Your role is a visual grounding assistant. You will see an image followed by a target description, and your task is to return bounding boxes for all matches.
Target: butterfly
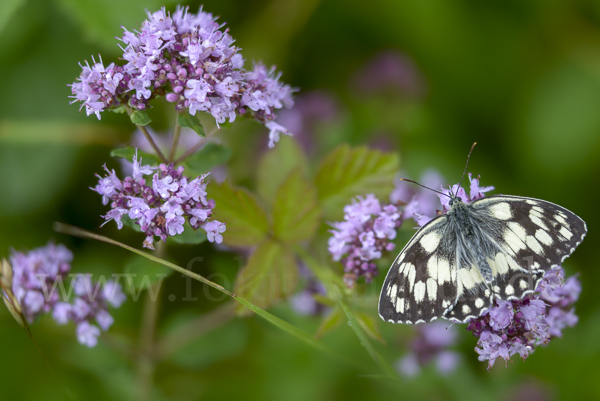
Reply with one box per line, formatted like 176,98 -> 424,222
378,143 -> 587,324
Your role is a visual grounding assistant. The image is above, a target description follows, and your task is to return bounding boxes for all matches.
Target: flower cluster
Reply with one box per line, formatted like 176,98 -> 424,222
396,321 -> 460,377
53,275 -> 126,347
9,242 -> 73,322
93,152 -> 225,249
328,194 -> 401,287
467,266 -> 580,369
389,170 -> 445,226
70,6 -> 295,147
438,173 -> 494,213
6,242 -> 126,347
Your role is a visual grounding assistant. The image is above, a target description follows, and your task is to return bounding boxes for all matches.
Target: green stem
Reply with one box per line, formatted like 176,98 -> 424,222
168,114 -> 182,162
136,282 -> 161,401
52,223 -> 352,365
293,246 -> 398,381
174,126 -> 219,164
124,105 -> 167,163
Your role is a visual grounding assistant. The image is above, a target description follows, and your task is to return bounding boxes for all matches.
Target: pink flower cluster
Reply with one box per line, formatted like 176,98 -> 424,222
328,194 -> 401,287
93,152 -> 225,249
468,267 -> 580,369
70,6 -> 295,147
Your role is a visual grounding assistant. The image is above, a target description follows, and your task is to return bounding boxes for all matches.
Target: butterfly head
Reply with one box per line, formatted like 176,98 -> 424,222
448,193 -> 463,208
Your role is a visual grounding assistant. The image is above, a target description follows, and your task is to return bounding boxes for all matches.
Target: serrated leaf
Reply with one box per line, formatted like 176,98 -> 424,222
169,222 -> 207,245
315,307 -> 344,339
130,110 -> 152,126
234,240 -> 298,315
123,254 -> 173,293
183,143 -> 232,176
355,311 -> 386,344
315,145 -> 399,219
208,181 -> 269,247
177,112 -> 205,136
272,169 -> 320,244
256,136 -> 308,203
110,147 -> 160,165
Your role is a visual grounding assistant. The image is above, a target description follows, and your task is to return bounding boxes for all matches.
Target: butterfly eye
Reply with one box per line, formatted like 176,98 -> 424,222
449,199 -> 454,206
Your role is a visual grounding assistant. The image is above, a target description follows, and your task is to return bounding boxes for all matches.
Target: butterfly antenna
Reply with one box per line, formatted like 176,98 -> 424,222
399,179 -> 451,199
454,142 -> 477,197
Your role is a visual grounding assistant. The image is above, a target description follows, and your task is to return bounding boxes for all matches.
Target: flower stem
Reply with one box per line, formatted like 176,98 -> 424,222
135,282 -> 161,401
124,105 -> 167,163
174,126 -> 219,165
138,124 -> 167,164
168,114 -> 182,162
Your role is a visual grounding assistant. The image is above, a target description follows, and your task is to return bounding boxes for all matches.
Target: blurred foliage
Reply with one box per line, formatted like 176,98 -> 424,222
1,0 -> 600,400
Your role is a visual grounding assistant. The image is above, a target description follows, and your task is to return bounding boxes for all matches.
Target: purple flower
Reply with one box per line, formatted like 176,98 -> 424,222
9,242 -> 73,322
328,195 -> 401,287
70,6 -> 296,146
390,170 -> 445,226
77,321 -> 101,348
396,321 -> 460,377
93,154 -> 225,249
6,243 -> 126,348
467,266 -> 580,369
438,173 -> 494,213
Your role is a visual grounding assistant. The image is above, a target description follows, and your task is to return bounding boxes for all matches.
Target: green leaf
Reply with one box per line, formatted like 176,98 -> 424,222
355,311 -> 386,344
169,222 -> 207,245
315,145 -> 399,220
256,136 -> 308,203
182,143 -> 232,176
130,110 -> 152,126
272,169 -> 321,244
123,254 -> 173,293
177,112 -> 205,136
208,181 -> 270,247
110,105 -> 127,114
110,147 -> 160,165
315,307 -> 344,339
121,215 -> 141,232
234,240 -> 298,316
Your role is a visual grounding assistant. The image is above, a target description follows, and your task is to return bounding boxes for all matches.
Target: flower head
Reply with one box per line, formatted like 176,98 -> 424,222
5,243 -> 126,347
93,152 -> 225,249
467,267 -> 580,369
328,194 -> 401,287
70,6 -> 296,144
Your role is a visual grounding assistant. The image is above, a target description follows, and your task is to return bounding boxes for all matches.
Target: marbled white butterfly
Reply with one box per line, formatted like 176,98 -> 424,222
378,144 -> 587,324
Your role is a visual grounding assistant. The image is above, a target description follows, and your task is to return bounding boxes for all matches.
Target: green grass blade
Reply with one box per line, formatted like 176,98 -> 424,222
53,223 -> 352,364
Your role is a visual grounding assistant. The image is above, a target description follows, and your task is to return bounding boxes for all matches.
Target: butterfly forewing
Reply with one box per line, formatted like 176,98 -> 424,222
378,215 -> 458,324
472,195 -> 587,276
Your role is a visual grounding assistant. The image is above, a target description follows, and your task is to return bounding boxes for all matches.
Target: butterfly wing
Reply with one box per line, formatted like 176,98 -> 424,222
447,194 -> 587,323
378,215 -> 459,324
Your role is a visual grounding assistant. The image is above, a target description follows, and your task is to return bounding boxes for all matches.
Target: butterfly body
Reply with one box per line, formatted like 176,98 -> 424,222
379,194 -> 587,324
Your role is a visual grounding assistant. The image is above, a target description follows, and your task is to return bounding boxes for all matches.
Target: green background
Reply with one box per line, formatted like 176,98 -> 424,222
1,0 -> 599,400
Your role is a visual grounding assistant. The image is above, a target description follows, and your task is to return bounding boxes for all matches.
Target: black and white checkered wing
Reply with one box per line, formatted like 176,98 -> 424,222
473,195 -> 587,276
378,215 -> 459,324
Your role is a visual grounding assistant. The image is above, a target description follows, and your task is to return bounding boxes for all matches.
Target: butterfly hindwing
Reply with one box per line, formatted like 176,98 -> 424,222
378,215 -> 458,324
